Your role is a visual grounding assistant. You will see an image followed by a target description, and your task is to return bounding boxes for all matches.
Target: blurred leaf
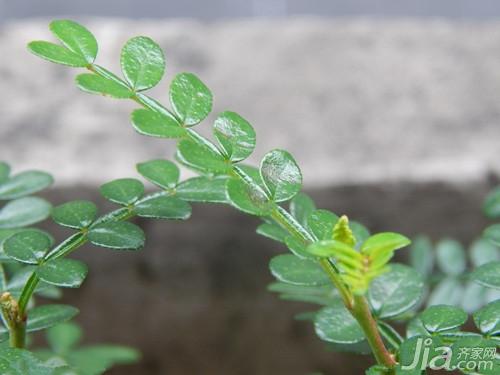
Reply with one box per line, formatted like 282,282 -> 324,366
136,160 -> 180,191
409,235 -> 434,277
67,345 -> 140,375
27,305 -> 79,332
135,196 -> 191,220
461,281 -> 487,313
52,200 -> 97,229
470,261 -> 500,290
47,323 -> 82,355
289,192 -> 316,227
28,41 -> 88,67
315,301 -> 364,344
473,299 -> 500,336
260,149 -> 302,202
484,224 -> 500,247
176,139 -> 230,174
406,317 -> 428,338
269,254 -> 329,286
0,162 -> 10,183
50,20 -> 98,64
435,239 -> 466,275
483,186 -> 500,219
170,73 -> 212,126
176,176 -> 228,203
131,108 -> 185,138
306,209 -> 339,241
3,229 -> 52,264
268,282 -> 339,306
470,238 -> 499,267
257,222 -> 288,243
419,305 -> 467,333
100,178 -> 144,205
427,277 -> 463,307
213,111 -> 256,162
0,171 -> 53,200
88,222 -> 144,250
76,73 -> 133,98
121,36 -> 165,91
0,197 -> 52,229
37,259 -> 88,288
368,264 -> 424,319
0,347 -> 65,374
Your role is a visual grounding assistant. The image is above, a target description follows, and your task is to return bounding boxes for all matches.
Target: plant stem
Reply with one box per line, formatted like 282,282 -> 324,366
351,294 -> 396,369
1,292 -> 26,349
9,320 -> 26,349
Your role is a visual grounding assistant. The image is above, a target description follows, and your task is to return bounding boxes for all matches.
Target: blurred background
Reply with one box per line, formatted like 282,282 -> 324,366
1,1 -> 500,374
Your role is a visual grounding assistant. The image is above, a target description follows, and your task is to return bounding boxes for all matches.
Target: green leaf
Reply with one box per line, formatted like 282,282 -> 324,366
0,162 -> 10,183
435,239 -> 466,275
50,20 -> 98,64
176,176 -> 228,203
136,159 -> 179,189
213,111 -> 256,162
427,277 -> 463,307
76,73 -> 133,99
170,73 -> 212,126
285,235 -> 312,259
120,36 -> 165,91
226,177 -> 271,216
484,224 -> 500,247
260,149 -> 302,202
473,299 -> 500,335
470,261 -> 500,289
176,139 -> 230,174
135,196 -> 191,220
0,171 -> 53,200
47,322 -> 82,355
67,345 -> 140,374
409,235 -> 434,277
289,192 -> 316,227
315,301 -> 365,344
27,304 -> 79,332
461,282 -> 487,313
131,109 -> 185,138
306,209 -> 339,240
0,197 -> 52,229
256,222 -> 288,243
0,347 -> 64,375
3,230 -> 52,264
52,200 -> 97,229
28,41 -> 88,67
36,259 -> 88,288
470,238 -> 499,267
269,254 -> 329,286
361,233 -> 411,257
483,186 -> 500,219
307,239 -> 358,259
100,178 -> 144,205
419,305 -> 467,333
368,264 -> 424,319
88,222 -> 144,250
268,282 -> 340,306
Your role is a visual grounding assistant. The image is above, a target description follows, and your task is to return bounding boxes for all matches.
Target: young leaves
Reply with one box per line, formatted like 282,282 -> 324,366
213,111 -> 256,162
3,230 -> 53,264
170,73 -> 212,126
269,254 -> 330,286
36,259 -> 88,288
131,109 -> 185,138
28,20 -> 97,67
260,150 -> 302,202
121,36 -> 165,91
136,159 -> 179,189
100,178 -> 144,205
88,222 -> 145,250
52,200 -> 97,229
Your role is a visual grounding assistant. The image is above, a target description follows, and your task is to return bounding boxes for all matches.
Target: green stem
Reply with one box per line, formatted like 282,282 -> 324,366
351,294 -> 397,369
9,320 -> 26,349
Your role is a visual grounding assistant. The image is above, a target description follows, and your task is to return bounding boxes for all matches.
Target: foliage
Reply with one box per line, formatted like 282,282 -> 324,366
0,18 -> 492,374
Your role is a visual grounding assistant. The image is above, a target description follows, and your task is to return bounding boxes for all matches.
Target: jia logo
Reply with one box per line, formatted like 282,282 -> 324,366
400,336 -> 497,373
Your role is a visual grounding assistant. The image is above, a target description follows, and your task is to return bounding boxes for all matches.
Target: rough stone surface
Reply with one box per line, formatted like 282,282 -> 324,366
1,18 -> 500,187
